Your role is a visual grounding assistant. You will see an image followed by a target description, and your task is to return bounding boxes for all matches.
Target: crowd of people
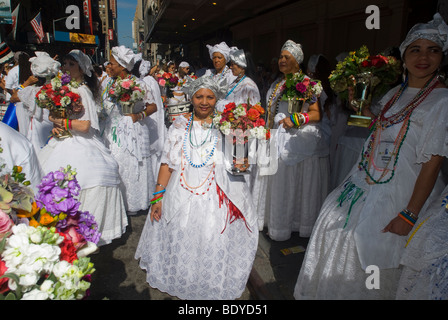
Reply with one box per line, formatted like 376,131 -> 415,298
1,12 -> 448,300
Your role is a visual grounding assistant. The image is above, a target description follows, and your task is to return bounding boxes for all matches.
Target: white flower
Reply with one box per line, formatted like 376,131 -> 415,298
51,77 -> 62,89
38,93 -> 47,101
233,105 -> 246,118
312,82 -> 323,97
213,114 -> 222,126
219,121 -> 231,135
21,288 -> 50,300
60,96 -> 72,107
250,126 -> 267,140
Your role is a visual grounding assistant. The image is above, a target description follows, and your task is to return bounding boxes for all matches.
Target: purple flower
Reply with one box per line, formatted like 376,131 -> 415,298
53,170 -> 65,182
67,180 -> 81,196
61,73 -> 71,85
51,186 -> 69,202
55,197 -> 80,215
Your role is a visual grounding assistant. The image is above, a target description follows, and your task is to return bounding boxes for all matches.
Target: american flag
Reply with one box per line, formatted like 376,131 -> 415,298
30,12 -> 45,43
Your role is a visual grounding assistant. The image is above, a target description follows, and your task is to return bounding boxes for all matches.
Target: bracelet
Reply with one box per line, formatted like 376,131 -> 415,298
398,210 -> 416,226
153,189 -> 166,196
302,112 -> 310,124
156,183 -> 166,189
402,208 -> 418,221
150,194 -> 164,205
65,119 -> 70,130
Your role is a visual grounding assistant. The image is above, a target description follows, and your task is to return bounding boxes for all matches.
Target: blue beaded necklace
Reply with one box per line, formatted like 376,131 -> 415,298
225,75 -> 246,99
182,113 -> 218,168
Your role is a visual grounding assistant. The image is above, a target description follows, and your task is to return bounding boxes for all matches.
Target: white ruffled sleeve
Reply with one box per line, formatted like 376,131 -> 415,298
414,93 -> 448,164
160,116 -> 188,170
77,85 -> 100,132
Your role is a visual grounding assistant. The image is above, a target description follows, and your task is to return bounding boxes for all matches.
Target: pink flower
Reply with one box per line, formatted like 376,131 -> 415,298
0,209 -> 13,239
121,80 -> 133,89
296,83 -> 307,94
159,79 -> 166,87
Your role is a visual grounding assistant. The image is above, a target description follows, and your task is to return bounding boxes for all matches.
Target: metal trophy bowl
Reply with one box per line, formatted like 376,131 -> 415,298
120,102 -> 134,115
347,72 -> 373,127
287,98 -> 305,114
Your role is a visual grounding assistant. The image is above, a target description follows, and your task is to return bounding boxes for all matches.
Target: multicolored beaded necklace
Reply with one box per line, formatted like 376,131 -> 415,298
180,113 -> 218,195
266,79 -> 285,129
358,74 -> 440,185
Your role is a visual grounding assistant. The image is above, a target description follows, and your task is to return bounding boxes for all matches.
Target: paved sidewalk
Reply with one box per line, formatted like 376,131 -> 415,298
87,212 -> 308,300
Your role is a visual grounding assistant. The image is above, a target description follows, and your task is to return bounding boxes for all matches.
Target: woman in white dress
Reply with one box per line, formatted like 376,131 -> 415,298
263,40 -> 330,240
205,42 -> 237,87
294,14 -> 448,300
135,76 -> 258,300
132,54 -> 167,182
14,52 -> 58,153
100,46 -> 158,215
396,184 -> 448,300
38,50 -> 127,246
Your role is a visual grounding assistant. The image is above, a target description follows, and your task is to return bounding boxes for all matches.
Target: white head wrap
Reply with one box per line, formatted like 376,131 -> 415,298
400,13 -> 448,57
179,61 -> 190,68
206,41 -> 232,62
111,46 -> 136,71
229,47 -> 247,68
139,60 -> 151,78
29,52 -> 60,78
67,49 -> 94,77
281,40 -> 304,65
182,75 -> 227,100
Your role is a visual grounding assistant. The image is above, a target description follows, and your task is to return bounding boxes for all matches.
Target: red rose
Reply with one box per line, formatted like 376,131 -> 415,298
121,93 -> 131,102
370,55 -> 387,68
255,118 -> 266,127
224,103 -> 236,114
247,108 -> 261,121
0,259 -> 9,294
58,232 -> 79,263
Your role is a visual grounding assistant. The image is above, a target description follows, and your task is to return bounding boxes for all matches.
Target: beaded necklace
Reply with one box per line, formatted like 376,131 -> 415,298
358,75 -> 440,185
266,79 -> 285,129
180,113 -> 217,195
225,75 -> 246,99
182,113 -> 218,169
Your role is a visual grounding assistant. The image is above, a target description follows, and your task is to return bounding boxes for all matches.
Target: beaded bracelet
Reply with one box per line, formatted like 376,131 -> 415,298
398,210 -> 416,226
402,208 -> 418,221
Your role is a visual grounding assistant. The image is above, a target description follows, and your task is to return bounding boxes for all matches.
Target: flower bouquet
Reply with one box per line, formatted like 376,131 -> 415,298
281,71 -> 323,114
329,45 -> 401,127
157,72 -> 179,99
108,75 -> 146,114
0,164 -> 100,300
213,101 -> 270,174
35,73 -> 83,139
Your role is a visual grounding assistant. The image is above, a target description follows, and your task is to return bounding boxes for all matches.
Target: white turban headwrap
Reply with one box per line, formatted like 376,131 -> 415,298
179,61 -> 190,68
67,49 -> 94,77
139,60 -> 151,78
111,46 -> 136,71
206,42 -> 232,62
182,75 -> 227,100
229,47 -> 247,69
281,40 -> 304,65
29,52 -> 60,78
399,13 -> 448,57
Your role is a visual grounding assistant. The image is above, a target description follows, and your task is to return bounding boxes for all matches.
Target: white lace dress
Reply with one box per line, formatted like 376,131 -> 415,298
38,85 -> 128,246
261,77 -> 330,240
294,87 -> 448,300
100,77 -> 156,214
396,185 -> 448,300
135,116 -> 258,300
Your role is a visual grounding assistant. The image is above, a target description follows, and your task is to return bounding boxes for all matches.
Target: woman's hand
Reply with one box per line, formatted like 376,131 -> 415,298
150,202 -> 162,223
382,215 -> 414,236
279,116 -> 295,129
9,89 -> 20,103
23,75 -> 38,87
